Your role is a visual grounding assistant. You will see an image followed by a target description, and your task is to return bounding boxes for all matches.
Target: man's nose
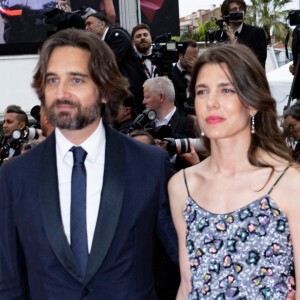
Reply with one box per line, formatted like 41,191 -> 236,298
56,81 -> 71,100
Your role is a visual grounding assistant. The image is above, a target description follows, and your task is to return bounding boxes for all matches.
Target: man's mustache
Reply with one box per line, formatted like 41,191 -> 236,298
53,100 -> 79,107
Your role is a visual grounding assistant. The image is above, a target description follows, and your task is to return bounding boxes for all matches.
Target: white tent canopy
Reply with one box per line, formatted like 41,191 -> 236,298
266,61 -> 294,116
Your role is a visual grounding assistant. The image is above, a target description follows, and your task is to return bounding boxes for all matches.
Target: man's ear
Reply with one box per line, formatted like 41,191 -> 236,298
179,53 -> 183,60
124,106 -> 132,117
159,93 -> 165,103
19,122 -> 26,130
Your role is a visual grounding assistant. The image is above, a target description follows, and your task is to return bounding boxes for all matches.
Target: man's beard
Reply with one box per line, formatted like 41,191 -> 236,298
136,41 -> 151,54
45,98 -> 102,130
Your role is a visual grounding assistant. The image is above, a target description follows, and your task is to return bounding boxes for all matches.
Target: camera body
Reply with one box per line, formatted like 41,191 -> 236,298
151,33 -> 187,76
207,11 -> 243,44
1,126 -> 40,160
289,10 -> 300,26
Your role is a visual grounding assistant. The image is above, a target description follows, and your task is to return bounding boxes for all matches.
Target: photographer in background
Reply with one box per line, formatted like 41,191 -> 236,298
85,12 -> 147,114
143,76 -> 196,171
170,40 -> 199,116
0,106 -> 28,164
112,96 -> 136,134
221,0 -> 267,68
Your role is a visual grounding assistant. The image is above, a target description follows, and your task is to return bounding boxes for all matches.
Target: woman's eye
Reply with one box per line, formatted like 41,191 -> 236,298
196,89 -> 207,95
222,88 -> 235,93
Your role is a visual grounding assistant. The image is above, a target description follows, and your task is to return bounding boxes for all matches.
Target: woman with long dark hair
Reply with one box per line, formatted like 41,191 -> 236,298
168,44 -> 299,299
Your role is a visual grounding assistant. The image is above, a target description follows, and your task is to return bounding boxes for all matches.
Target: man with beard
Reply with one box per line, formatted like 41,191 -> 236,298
170,40 -> 198,116
0,28 -> 177,299
131,23 -> 158,78
221,0 -> 267,68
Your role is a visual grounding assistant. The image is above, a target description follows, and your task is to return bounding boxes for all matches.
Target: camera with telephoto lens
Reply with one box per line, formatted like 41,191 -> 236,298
163,138 -> 204,156
205,11 -> 243,44
1,126 -> 40,160
127,109 -> 157,133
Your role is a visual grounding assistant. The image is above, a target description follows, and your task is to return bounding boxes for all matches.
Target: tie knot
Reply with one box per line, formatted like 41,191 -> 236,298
235,31 -> 240,37
70,146 -> 87,165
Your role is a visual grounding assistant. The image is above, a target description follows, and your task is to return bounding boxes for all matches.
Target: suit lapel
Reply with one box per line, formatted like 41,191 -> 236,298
38,133 -> 84,283
84,126 -> 126,284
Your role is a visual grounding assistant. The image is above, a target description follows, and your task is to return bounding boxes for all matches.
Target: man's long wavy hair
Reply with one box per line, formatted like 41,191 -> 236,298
32,28 -> 130,125
189,44 -> 293,174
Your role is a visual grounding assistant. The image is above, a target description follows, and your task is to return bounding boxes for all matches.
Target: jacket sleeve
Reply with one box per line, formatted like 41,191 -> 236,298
0,165 -> 28,299
155,152 -> 179,263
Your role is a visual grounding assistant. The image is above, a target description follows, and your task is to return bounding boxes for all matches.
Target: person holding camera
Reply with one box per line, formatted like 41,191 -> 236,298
143,76 -> 195,141
143,76 -> 197,171
168,43 -> 298,299
0,106 -> 28,164
221,0 -> 267,68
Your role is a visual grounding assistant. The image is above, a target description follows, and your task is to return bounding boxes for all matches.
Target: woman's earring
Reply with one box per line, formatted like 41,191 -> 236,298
201,131 -> 205,137
251,114 -> 255,134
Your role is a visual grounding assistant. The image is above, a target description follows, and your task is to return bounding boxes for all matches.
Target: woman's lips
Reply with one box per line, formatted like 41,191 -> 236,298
205,116 -> 224,124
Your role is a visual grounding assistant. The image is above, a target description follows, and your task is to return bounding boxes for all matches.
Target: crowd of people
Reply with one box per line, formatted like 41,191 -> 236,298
0,0 -> 299,299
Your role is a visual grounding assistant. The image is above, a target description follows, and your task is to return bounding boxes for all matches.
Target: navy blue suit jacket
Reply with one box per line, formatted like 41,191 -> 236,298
0,125 -> 177,299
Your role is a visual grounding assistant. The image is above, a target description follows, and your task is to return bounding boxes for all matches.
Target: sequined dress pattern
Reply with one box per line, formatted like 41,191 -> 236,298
184,194 -> 294,299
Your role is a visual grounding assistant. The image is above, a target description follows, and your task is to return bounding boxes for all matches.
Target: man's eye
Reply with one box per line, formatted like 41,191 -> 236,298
47,78 -> 57,84
73,78 -> 83,83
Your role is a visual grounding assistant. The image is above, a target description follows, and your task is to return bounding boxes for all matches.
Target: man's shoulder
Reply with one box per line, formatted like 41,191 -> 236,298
107,26 -> 130,39
242,23 -> 265,35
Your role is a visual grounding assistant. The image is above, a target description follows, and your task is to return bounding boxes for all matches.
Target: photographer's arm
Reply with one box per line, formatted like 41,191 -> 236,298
180,143 -> 200,165
226,26 -> 236,44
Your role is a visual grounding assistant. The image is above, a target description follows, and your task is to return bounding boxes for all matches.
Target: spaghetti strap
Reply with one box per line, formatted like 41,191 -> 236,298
183,169 -> 191,198
267,166 -> 289,195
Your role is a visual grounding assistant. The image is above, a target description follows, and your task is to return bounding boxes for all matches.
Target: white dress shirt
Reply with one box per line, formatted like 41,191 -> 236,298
55,120 -> 106,252
136,48 -> 157,78
155,106 -> 176,127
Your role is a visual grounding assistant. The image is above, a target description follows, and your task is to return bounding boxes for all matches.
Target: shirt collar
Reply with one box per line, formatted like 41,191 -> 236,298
176,62 -> 184,72
235,23 -> 243,34
102,27 -> 109,40
55,119 -> 105,163
155,106 -> 176,127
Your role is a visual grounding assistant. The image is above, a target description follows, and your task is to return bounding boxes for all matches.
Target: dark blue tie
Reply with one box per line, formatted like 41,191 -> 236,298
70,146 -> 88,276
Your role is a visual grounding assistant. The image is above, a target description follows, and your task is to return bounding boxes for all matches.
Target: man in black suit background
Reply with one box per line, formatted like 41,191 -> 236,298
85,12 -> 147,113
221,0 -> 267,68
170,40 -> 198,116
